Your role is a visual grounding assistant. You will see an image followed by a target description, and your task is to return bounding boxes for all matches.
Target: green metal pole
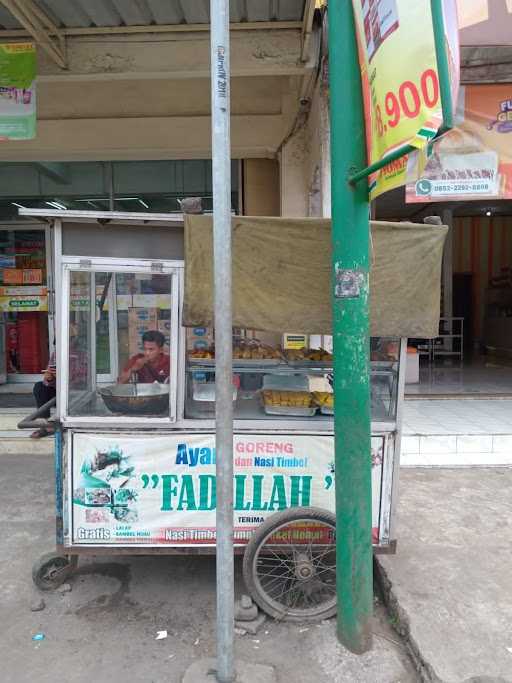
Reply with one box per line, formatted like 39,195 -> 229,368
349,143 -> 416,185
328,0 -> 373,654
431,0 -> 454,132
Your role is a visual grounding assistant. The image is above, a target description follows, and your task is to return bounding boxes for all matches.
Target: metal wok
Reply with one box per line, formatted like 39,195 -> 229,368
99,383 -> 169,415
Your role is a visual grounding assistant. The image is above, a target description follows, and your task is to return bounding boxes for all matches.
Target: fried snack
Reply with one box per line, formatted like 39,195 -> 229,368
233,342 -> 282,360
285,349 -> 306,361
189,348 -> 214,359
305,348 -> 333,362
312,391 -> 334,409
262,390 -> 313,408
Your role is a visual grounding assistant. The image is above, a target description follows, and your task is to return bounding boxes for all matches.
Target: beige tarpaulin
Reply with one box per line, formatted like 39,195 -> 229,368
183,216 -> 448,338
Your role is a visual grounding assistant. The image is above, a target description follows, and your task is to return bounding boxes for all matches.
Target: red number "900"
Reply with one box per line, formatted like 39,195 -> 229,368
376,69 -> 440,137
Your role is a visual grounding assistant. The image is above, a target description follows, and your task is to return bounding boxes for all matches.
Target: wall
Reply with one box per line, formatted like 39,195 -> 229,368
453,216 -> 512,341
279,124 -> 309,217
458,0 -> 512,46
279,65 -> 331,218
0,29 -> 315,161
242,159 -> 280,216
305,71 -> 331,218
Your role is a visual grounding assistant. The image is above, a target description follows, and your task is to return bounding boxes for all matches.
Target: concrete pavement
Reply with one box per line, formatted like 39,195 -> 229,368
377,468 -> 512,683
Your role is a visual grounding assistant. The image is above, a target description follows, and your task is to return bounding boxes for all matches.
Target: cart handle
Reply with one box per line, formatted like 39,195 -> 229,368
17,397 -> 57,430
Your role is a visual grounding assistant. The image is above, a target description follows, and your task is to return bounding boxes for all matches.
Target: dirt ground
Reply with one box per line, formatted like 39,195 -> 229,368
0,451 -> 418,683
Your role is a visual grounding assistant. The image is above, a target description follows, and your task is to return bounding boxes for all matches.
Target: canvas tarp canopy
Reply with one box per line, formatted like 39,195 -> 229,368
183,216 -> 448,338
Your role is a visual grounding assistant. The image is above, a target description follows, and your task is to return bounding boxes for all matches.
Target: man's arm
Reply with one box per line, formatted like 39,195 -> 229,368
118,355 -> 146,383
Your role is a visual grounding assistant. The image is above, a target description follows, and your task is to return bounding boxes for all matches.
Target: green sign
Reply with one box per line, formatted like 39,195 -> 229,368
0,43 -> 36,140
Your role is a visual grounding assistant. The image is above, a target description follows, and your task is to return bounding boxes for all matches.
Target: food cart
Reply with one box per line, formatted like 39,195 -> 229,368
19,209 -> 447,622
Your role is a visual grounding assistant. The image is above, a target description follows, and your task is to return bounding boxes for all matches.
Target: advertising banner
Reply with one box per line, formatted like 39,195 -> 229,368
351,0 -> 459,199
0,294 -> 47,312
70,288 -> 172,312
71,432 -> 385,547
406,84 -> 512,202
0,43 -> 36,140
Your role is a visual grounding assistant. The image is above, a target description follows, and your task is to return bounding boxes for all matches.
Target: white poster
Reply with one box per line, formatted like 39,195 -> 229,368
71,432 -> 384,547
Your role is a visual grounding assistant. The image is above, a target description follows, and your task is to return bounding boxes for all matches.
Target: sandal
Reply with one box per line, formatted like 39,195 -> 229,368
30,426 -> 55,439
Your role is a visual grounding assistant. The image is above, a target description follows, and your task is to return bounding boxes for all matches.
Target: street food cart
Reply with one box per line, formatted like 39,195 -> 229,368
20,209 -> 447,622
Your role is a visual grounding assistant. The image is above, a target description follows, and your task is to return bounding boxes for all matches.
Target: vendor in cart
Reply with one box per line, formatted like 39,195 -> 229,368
118,330 -> 170,384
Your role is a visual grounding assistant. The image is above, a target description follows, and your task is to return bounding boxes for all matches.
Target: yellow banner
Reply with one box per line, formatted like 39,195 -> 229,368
351,0 -> 459,199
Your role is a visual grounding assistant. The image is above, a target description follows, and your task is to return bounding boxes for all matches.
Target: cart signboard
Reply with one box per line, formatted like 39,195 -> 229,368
0,43 -> 36,140
70,432 -> 385,547
351,0 -> 459,199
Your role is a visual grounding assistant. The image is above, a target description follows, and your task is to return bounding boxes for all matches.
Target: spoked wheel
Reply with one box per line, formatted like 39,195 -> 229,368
243,507 -> 337,622
32,552 -> 77,591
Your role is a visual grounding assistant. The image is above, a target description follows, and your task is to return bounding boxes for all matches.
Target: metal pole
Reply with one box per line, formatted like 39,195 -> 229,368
210,2 -> 234,682
349,143 -> 415,184
329,1 -> 373,654
107,162 -> 115,211
431,0 -> 454,131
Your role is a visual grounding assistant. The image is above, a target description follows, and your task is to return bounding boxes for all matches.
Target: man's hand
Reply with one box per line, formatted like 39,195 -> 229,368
43,368 -> 56,383
131,356 -> 148,372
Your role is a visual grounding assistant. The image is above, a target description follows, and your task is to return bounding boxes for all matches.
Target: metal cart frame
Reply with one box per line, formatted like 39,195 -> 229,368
19,210 -> 406,591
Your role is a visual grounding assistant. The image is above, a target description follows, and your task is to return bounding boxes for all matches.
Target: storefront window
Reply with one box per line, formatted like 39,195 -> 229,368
67,270 -> 174,418
0,229 -> 49,376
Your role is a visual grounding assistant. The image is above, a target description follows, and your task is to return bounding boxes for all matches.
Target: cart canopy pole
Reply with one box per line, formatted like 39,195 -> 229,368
329,1 -> 373,654
210,2 -> 235,682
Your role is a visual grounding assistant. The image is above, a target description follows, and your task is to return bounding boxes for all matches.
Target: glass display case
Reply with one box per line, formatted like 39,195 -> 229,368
59,258 -> 401,429
61,261 -> 179,422
185,334 -> 401,425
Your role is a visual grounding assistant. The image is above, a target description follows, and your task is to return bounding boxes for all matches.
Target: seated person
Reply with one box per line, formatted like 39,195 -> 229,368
31,356 -> 56,439
119,330 -> 170,384
31,323 -> 87,438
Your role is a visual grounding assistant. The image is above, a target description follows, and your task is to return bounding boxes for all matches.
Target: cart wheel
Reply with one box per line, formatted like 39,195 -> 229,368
243,507 -> 337,622
32,552 -> 76,591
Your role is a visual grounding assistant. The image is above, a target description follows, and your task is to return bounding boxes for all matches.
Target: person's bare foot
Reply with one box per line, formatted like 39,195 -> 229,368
30,426 -> 55,439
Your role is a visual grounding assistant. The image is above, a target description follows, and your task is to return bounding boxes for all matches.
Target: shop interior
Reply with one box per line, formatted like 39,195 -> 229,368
376,187 -> 512,398
0,160 -> 238,404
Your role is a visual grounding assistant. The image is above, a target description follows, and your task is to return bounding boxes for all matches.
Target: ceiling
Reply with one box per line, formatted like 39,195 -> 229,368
0,0 -> 307,30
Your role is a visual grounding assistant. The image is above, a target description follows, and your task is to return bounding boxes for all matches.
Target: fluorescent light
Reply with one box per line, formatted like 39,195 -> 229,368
11,202 -> 27,209
46,200 -> 67,210
117,196 -> 149,208
75,197 -> 109,202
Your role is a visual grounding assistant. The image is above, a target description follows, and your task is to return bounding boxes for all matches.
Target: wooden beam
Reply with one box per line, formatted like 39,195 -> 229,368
301,0 -> 317,61
0,20 -> 302,39
30,29 -> 309,82
0,114 -> 286,161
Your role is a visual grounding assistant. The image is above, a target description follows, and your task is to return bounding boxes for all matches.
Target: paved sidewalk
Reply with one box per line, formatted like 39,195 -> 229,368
402,400 -> 512,466
377,468 -> 512,683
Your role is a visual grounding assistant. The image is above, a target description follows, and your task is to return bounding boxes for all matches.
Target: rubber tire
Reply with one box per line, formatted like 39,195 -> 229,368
243,506 -> 337,622
32,552 -> 75,591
